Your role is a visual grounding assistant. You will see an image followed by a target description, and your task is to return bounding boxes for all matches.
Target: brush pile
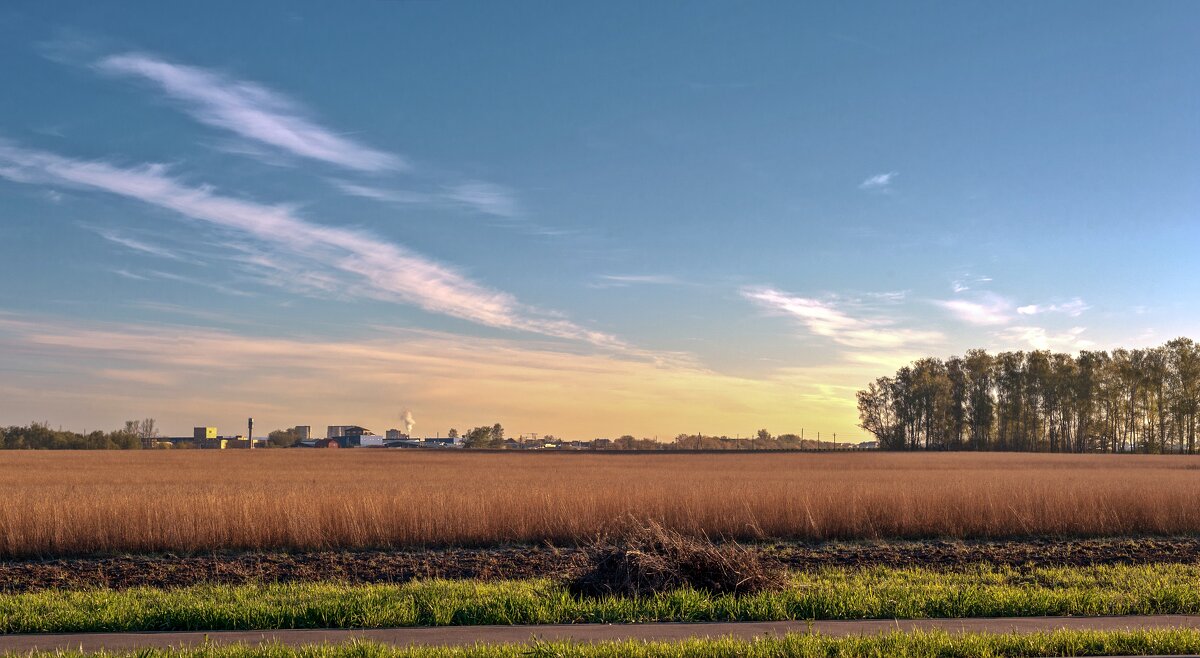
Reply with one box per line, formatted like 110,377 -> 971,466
567,520 -> 787,597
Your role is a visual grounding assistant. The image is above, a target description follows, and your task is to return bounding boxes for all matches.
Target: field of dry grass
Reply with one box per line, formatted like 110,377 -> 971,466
2,451 -> 1199,557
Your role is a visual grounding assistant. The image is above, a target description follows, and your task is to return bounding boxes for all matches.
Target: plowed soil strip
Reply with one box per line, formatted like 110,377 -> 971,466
6,537 -> 1200,592
4,616 -> 1200,652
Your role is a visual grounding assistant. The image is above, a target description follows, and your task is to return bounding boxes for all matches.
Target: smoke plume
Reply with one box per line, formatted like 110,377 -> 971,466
401,409 -> 415,435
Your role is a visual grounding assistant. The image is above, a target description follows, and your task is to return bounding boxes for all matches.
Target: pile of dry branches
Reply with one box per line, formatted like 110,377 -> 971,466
567,520 -> 787,597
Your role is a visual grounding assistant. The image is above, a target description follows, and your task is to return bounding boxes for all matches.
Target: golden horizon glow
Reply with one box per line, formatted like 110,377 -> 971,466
0,312 -> 894,441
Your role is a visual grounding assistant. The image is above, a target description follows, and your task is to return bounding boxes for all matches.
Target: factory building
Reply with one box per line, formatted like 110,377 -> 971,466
324,425 -> 383,447
184,426 -> 263,449
179,421 -> 464,450
327,425 -> 373,439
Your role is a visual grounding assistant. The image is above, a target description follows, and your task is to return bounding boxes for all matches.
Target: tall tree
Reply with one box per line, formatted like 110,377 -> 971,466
857,339 -> 1200,454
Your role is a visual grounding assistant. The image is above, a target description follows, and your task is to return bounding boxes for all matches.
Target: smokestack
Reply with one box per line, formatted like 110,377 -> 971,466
401,409 -> 415,436
248,417 -> 254,449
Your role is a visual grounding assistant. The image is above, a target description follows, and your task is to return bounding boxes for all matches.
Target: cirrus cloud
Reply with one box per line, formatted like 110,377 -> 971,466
1017,298 -> 1090,317
0,141 -> 617,348
995,325 -> 1096,352
935,296 -> 1013,326
858,171 -> 897,191
96,52 -> 405,172
741,286 -> 943,352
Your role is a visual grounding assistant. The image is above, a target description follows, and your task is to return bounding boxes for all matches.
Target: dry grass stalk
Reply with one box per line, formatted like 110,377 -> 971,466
2,451 -> 1200,557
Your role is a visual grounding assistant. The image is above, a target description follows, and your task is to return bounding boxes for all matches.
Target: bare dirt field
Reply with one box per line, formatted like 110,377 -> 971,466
4,537 -> 1200,593
2,450 -> 1200,558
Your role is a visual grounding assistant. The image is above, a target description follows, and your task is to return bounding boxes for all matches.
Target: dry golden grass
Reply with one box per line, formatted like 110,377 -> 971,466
2,451 -> 1200,557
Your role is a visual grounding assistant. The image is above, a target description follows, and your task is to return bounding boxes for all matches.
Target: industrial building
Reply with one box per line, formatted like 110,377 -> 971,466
153,426 -> 265,449
319,425 -> 384,448
192,426 -> 264,449
168,422 -> 463,450
325,425 -> 370,439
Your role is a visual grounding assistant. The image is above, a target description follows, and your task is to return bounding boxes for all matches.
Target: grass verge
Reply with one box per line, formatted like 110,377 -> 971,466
9,630 -> 1200,658
4,563 -> 1200,633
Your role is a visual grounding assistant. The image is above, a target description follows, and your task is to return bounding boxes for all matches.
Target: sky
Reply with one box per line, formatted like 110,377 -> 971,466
1,1 -> 1198,440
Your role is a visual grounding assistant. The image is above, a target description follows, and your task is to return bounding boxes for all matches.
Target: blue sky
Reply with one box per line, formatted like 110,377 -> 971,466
1,1 -> 1198,439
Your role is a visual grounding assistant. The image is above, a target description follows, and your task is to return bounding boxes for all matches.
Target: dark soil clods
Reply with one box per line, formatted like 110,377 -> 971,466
3,536 -> 1199,594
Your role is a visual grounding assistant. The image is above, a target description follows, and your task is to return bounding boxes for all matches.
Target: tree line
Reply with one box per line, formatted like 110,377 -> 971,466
655,431 -> 857,450
450,425 -> 860,450
857,338 -> 1200,453
1,420 -> 157,450
4,420 -> 306,450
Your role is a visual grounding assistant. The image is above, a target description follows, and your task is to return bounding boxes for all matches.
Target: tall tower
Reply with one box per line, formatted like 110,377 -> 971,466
248,417 -> 254,449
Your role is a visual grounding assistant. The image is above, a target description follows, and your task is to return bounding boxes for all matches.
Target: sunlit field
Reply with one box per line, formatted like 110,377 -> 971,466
2,451 -> 1200,557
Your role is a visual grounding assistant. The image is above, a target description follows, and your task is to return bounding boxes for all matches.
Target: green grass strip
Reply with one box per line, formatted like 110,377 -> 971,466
9,630 -> 1200,658
4,564 -> 1200,633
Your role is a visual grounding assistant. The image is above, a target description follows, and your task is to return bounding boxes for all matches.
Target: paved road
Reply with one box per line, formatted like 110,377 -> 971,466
3,616 -> 1200,652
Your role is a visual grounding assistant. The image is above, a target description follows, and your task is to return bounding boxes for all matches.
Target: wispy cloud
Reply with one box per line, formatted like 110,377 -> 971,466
864,290 -> 908,303
331,178 -> 578,241
0,141 -> 617,347
1016,298 -> 1090,317
113,269 -> 148,281
594,274 -> 683,288
858,171 -> 897,191
442,181 -> 520,218
126,301 -> 250,325
89,227 -> 183,260
939,283 -> 1089,327
332,179 -> 522,218
329,180 -> 433,205
996,326 -> 1095,352
742,286 -> 943,351
935,296 -> 1012,326
143,269 -> 254,297
951,274 -> 992,293
95,52 -> 405,172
